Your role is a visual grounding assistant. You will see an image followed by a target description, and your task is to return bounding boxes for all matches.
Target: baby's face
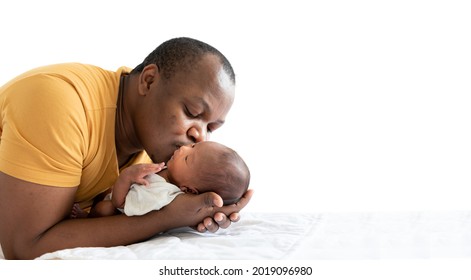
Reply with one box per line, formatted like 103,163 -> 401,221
166,141 -> 222,193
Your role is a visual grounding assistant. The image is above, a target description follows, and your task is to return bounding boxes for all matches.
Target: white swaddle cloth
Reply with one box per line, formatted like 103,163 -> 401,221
122,173 -> 183,216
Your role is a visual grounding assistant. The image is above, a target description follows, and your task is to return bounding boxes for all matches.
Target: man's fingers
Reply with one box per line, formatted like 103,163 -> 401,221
203,217 -> 219,233
192,190 -> 253,233
229,212 -> 240,223
202,192 -> 223,208
214,213 -> 231,229
196,223 -> 207,233
217,188 -> 254,215
235,189 -> 254,209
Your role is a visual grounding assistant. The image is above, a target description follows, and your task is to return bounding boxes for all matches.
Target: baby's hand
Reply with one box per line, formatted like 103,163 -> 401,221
112,163 -> 165,209
120,163 -> 165,187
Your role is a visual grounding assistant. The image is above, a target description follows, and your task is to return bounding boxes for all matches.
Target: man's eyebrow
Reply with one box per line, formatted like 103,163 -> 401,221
191,97 -> 225,124
190,96 -> 209,112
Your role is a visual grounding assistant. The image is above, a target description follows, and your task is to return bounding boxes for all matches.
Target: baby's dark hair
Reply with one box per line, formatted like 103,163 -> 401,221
198,145 -> 250,205
131,37 -> 235,84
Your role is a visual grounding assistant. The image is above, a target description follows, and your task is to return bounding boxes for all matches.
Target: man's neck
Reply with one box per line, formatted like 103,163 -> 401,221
115,74 -> 142,167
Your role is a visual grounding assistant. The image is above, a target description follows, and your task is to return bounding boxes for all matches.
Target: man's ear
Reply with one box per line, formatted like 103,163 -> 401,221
138,64 -> 159,96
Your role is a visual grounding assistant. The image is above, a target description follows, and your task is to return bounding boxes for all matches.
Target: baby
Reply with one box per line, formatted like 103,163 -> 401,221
82,141 -> 250,217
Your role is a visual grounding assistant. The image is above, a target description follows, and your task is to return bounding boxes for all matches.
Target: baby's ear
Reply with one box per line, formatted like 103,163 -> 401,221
181,186 -> 199,195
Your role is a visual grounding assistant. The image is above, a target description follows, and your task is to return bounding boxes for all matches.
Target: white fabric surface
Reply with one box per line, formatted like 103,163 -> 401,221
123,174 -> 183,216
1,211 -> 471,260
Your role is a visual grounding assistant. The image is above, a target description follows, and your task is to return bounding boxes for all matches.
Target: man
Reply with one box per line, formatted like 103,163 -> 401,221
0,37 -> 252,259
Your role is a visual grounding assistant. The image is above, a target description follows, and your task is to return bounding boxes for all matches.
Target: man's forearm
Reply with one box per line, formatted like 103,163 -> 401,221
17,211 -> 171,259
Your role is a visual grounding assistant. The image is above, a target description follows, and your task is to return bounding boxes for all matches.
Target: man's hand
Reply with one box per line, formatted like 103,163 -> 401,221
197,189 -> 254,233
159,189 -> 253,232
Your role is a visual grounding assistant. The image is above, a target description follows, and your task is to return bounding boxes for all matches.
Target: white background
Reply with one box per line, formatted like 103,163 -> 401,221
1,0 -> 470,213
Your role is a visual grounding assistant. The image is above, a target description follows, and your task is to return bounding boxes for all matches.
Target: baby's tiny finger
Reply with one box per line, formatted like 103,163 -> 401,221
135,178 -> 149,187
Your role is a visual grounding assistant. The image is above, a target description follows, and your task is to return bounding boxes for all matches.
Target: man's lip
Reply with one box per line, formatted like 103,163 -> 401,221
175,142 -> 192,149
172,145 -> 181,157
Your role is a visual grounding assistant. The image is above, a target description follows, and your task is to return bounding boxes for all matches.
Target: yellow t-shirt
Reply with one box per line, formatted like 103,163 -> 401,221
0,63 -> 151,209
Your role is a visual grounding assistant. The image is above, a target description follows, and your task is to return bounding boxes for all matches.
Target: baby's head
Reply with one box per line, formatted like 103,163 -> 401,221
166,141 -> 250,205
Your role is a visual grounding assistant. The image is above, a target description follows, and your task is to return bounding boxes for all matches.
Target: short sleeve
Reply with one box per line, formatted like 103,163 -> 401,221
0,74 -> 87,187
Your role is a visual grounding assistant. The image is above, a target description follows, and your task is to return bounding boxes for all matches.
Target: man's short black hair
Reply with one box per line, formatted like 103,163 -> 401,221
131,37 -> 235,84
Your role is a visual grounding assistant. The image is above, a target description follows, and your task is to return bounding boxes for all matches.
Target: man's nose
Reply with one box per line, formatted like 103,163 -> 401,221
187,125 -> 207,143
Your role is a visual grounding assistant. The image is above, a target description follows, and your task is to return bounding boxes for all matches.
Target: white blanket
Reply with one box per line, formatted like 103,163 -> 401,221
1,211 -> 471,260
